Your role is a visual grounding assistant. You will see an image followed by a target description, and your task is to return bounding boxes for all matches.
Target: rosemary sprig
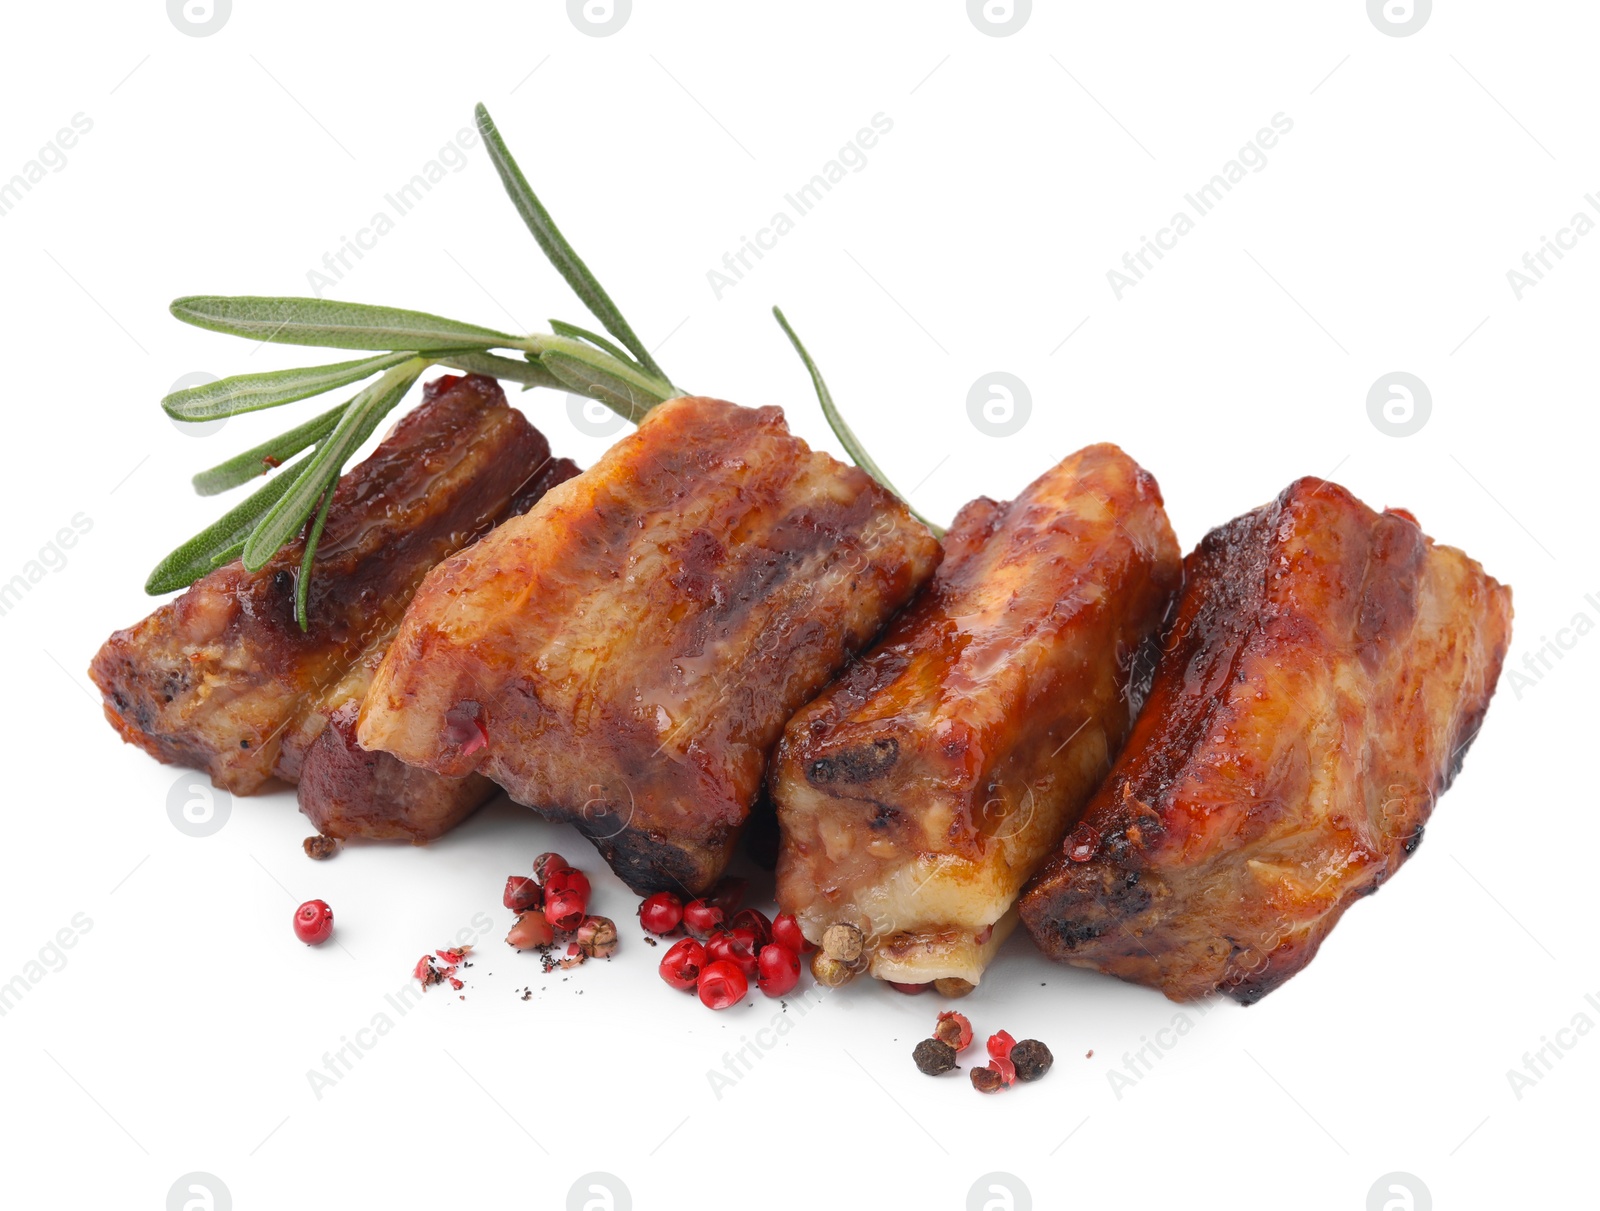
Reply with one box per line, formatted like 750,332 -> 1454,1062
155,102 -> 681,627
772,307 -> 945,538
154,102 -> 924,632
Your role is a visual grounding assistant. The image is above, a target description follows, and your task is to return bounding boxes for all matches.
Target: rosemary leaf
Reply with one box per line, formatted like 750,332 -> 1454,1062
437,349 -> 564,390
241,359 -> 427,571
191,401 -> 350,497
541,349 -> 669,424
162,352 -> 416,421
475,102 -> 669,382
171,296 -> 518,352
548,319 -> 643,373
294,486 -> 336,631
145,452 -> 316,593
772,306 -> 945,538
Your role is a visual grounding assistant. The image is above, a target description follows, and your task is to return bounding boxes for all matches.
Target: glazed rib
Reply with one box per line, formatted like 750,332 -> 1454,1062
358,395 -> 942,894
90,375 -> 560,808
296,452 -> 580,843
772,444 -> 1182,986
1018,478 -> 1513,1003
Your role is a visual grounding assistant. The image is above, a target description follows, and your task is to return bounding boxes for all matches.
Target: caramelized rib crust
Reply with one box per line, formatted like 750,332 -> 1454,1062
296,453 -> 579,843
90,375 -> 552,796
773,444 -> 1182,985
1018,478 -> 1513,1003
358,396 -> 942,894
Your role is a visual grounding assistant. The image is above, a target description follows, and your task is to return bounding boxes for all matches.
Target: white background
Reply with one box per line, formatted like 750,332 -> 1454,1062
1,2 -> 1594,1208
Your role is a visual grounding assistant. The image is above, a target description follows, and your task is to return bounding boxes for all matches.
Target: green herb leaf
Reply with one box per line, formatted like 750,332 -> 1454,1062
548,319 -> 643,373
294,486 -> 336,631
171,296 -> 518,352
475,103 -> 668,382
191,401 -> 350,497
145,452 -> 317,593
241,358 -> 427,571
537,350 -> 662,425
437,349 -> 564,390
162,352 -> 417,421
772,306 -> 945,538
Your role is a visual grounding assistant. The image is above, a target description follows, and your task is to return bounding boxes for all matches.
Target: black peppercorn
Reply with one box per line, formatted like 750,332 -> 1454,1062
1012,1039 -> 1053,1081
913,1037 -> 958,1076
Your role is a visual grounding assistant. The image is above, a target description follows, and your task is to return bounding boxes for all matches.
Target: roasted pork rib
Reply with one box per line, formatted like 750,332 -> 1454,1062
295,452 -> 580,842
772,444 -> 1182,986
358,395 -> 942,895
1018,478 -> 1513,1003
91,375 -> 571,842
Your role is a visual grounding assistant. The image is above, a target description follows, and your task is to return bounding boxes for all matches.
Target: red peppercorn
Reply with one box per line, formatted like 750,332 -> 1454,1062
504,875 -> 542,912
682,898 -> 725,937
506,910 -> 555,950
730,907 -> 773,949
659,938 -> 707,991
757,942 -> 800,997
293,899 -> 333,945
544,867 -> 590,901
771,912 -> 812,954
697,959 -> 748,1009
638,892 -> 683,935
707,927 -> 761,978
988,1030 -> 1017,1061
934,1011 -> 974,1052
531,852 -> 569,885
545,889 -> 586,932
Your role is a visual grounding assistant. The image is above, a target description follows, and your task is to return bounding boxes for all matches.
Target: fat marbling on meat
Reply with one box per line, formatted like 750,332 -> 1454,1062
772,443 -> 1182,986
1018,477 -> 1513,1003
357,395 -> 942,895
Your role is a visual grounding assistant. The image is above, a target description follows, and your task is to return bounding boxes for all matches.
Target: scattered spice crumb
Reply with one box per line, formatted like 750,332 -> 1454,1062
303,834 -> 339,860
1086,1049 -> 1094,1059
